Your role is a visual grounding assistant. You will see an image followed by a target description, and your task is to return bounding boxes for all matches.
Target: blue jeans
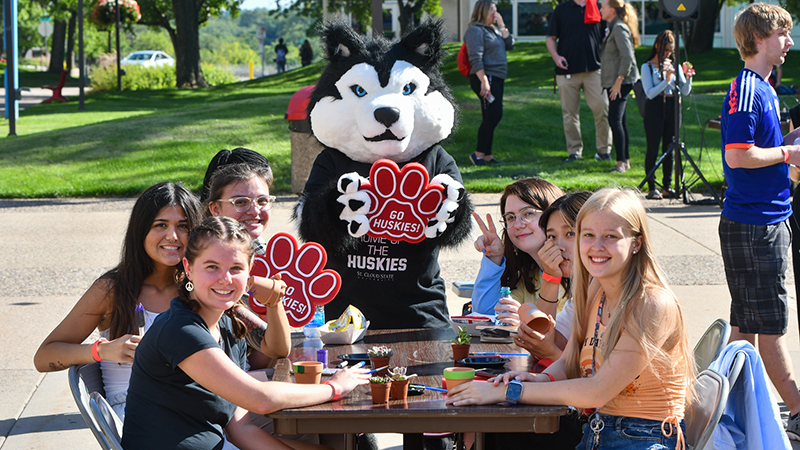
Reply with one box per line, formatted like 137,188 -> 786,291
576,413 -> 684,450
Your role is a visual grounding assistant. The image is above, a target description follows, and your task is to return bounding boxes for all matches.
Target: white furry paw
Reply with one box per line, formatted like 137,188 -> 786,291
430,174 -> 464,224
337,172 -> 368,194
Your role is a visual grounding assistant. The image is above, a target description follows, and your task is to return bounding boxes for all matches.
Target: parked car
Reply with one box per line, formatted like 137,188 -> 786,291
120,51 -> 174,68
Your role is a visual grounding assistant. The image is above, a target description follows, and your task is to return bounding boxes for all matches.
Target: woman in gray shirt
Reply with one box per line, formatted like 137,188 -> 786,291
464,0 -> 514,166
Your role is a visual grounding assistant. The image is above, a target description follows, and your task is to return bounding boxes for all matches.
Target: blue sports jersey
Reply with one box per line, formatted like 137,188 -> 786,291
721,68 -> 791,225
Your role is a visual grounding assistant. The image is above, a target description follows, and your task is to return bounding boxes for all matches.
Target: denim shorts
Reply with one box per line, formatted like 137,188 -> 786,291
576,413 -> 684,450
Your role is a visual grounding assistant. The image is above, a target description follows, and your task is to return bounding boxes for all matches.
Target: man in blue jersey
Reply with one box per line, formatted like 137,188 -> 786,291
720,3 -> 800,440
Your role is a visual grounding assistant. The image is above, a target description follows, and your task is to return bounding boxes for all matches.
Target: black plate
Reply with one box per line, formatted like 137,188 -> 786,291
337,353 -> 371,365
408,385 -> 425,396
457,356 -> 510,369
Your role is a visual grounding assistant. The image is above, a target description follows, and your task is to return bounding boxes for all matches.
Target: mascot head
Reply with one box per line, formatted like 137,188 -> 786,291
308,20 -> 457,164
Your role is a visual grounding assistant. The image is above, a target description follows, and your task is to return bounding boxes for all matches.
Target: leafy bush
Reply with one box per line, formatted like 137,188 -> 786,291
89,62 -> 234,91
202,63 -> 237,86
90,64 -> 175,91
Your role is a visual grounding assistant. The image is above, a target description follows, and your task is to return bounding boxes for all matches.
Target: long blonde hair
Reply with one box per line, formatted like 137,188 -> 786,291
564,188 -> 695,396
608,0 -> 640,47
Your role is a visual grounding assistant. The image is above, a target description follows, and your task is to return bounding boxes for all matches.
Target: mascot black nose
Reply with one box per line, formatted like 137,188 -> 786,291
374,107 -> 401,128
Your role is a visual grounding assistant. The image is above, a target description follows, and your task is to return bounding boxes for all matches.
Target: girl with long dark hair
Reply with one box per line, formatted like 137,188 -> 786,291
34,182 -> 203,420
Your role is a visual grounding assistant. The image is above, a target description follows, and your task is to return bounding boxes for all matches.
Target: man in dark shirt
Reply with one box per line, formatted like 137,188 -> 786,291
546,0 -> 611,162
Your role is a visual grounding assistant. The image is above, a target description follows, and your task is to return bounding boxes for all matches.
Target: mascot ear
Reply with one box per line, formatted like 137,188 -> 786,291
399,19 -> 445,71
322,21 -> 366,64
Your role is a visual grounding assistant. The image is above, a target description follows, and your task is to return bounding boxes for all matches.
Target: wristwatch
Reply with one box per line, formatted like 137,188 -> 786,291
505,380 -> 523,404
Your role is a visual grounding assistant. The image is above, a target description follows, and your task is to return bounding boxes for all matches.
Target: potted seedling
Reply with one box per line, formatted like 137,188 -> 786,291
369,376 -> 392,404
367,346 -> 393,376
451,326 -> 472,364
389,366 -> 417,401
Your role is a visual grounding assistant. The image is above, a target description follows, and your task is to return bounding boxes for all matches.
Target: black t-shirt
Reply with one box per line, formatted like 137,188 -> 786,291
301,146 -> 462,329
122,298 -> 247,450
546,0 -> 605,75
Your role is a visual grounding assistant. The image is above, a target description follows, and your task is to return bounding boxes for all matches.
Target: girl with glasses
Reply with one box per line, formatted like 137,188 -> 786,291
471,178 -> 563,328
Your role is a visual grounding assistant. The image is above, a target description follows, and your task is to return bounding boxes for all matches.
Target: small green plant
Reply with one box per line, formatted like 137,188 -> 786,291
367,346 -> 393,358
452,326 -> 471,345
369,375 -> 391,384
389,366 -> 417,381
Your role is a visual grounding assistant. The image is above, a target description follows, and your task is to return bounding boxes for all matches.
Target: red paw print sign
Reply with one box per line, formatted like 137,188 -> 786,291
353,160 -> 447,243
248,233 -> 341,327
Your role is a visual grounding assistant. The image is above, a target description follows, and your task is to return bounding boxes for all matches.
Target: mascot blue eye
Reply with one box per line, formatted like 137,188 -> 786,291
402,83 -> 416,95
350,85 -> 368,97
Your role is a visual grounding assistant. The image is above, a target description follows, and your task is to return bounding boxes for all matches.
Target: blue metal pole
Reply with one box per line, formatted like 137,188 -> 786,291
4,0 -> 19,135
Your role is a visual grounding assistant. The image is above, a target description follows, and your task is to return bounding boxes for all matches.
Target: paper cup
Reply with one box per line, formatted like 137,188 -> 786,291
443,367 -> 475,392
293,361 -> 323,384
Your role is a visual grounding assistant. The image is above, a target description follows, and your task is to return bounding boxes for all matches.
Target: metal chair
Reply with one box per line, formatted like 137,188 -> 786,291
68,363 -> 114,450
693,318 -> 731,371
685,369 -> 729,450
90,392 -> 124,450
725,350 -> 747,393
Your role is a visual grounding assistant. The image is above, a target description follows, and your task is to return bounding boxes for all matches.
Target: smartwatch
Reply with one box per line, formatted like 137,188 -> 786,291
505,380 -> 523,404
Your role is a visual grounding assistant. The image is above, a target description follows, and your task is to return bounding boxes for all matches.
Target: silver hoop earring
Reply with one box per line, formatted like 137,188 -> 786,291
186,281 -> 194,292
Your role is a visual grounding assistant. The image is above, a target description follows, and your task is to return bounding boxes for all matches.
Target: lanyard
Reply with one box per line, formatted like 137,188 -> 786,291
591,292 -> 606,375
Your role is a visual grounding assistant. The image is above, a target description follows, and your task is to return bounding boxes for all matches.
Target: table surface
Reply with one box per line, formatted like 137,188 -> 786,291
267,328 -> 569,436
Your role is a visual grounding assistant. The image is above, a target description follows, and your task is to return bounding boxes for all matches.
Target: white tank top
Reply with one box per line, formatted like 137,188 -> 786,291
99,308 -> 159,420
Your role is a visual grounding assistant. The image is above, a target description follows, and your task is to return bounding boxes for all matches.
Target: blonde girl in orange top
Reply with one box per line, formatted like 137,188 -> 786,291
447,187 -> 696,450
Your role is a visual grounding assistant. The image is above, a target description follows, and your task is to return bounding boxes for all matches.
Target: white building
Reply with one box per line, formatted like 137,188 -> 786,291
377,0 -> 800,47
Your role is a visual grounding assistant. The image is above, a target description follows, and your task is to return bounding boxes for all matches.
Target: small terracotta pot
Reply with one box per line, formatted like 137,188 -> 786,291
293,361 -> 323,384
451,343 -> 471,365
518,303 -> 552,335
369,356 -> 391,376
390,379 -> 410,400
370,382 -> 391,404
443,367 -> 475,393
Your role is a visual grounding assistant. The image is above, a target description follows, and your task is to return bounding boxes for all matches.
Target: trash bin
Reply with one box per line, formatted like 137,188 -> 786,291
286,85 -> 325,194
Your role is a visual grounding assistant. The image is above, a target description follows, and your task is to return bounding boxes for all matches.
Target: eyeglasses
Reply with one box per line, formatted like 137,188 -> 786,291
217,195 -> 276,213
500,207 -> 542,228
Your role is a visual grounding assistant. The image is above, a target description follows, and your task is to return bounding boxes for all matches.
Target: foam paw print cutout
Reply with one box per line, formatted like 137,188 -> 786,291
337,159 -> 464,243
248,233 -> 341,327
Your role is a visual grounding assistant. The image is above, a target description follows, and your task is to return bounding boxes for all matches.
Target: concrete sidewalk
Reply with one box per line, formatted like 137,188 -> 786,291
1,194 -> 799,449
0,87 -> 85,117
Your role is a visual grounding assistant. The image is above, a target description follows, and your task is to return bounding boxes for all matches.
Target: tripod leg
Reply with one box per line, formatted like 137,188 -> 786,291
680,146 -> 724,208
638,143 -> 676,191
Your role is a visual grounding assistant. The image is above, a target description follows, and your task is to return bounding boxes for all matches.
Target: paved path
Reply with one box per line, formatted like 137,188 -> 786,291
0,87 -> 85,117
2,194 -> 799,449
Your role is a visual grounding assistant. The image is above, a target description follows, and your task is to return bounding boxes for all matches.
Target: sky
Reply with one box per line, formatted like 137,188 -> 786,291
241,0 -> 274,9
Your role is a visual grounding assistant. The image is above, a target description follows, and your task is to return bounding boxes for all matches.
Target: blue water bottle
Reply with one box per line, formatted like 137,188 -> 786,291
497,286 -> 512,326
303,305 -> 325,338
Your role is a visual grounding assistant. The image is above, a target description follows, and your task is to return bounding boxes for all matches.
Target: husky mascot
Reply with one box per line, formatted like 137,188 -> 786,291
295,20 -> 472,329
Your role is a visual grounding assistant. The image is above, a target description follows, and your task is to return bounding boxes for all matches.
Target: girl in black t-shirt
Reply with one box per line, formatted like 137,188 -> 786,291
123,217 -> 369,450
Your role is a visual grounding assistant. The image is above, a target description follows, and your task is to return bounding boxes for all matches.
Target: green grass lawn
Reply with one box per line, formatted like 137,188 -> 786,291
1,42 -> 798,197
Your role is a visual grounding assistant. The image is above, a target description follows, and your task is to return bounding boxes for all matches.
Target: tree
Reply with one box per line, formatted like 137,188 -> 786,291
137,0 -> 241,88
684,0 -> 747,53
278,0 -> 441,37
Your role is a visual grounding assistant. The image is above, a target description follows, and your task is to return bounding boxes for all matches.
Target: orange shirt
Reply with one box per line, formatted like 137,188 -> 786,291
579,290 -> 688,422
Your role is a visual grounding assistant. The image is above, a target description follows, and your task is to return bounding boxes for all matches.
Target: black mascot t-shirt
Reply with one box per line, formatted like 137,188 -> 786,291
303,146 -> 461,329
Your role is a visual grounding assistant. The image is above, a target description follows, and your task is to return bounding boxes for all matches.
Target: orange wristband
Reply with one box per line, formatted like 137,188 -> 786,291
783,147 -> 790,163
543,372 -> 555,382
322,380 -> 342,401
541,272 -> 562,284
92,338 -> 107,362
